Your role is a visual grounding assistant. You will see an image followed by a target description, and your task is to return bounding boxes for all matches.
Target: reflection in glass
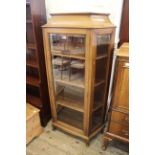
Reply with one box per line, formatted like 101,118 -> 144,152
50,34 -> 85,57
68,35 -> 85,56
91,108 -> 102,130
96,34 -> 111,56
94,84 -> 105,108
49,33 -> 86,129
91,34 -> 111,129
50,34 -> 67,53
95,58 -> 107,83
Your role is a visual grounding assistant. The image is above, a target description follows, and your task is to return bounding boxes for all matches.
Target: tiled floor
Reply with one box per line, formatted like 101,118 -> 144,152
27,121 -> 129,155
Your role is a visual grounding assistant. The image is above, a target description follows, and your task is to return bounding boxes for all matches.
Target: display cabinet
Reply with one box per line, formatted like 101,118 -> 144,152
42,13 -> 115,144
26,0 -> 51,126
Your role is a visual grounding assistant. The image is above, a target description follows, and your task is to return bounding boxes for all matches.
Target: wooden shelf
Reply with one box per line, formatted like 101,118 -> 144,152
26,20 -> 32,23
52,52 -> 85,60
26,75 -> 40,87
26,94 -> 42,108
54,71 -> 84,88
26,2 -> 30,5
55,78 -> 84,89
27,60 -> 38,68
56,88 -> 84,112
27,43 -> 37,49
57,107 -> 83,130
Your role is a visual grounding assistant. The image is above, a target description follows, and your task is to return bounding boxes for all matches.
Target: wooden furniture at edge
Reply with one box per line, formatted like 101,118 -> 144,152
26,0 -> 51,126
119,0 -> 129,46
103,43 -> 129,149
42,13 -> 116,145
26,103 -> 43,144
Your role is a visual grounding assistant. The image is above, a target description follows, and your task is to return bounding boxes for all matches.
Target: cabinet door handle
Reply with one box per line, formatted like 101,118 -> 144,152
123,63 -> 129,69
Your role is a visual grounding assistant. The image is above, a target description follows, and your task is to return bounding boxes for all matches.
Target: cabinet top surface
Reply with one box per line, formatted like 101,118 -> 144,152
116,43 -> 129,58
42,12 -> 115,29
26,103 -> 40,120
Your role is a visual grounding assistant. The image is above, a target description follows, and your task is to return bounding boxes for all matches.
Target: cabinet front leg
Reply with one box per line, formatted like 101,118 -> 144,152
51,125 -> 56,131
102,136 -> 111,150
84,139 -> 90,147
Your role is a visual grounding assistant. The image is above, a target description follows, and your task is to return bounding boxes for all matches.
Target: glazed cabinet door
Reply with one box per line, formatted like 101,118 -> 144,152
43,28 -> 90,133
112,59 -> 129,111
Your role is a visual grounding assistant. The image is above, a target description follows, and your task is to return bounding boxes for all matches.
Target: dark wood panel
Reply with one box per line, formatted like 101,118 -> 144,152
26,75 -> 40,86
119,0 -> 129,46
26,93 -> 42,108
26,0 -> 51,127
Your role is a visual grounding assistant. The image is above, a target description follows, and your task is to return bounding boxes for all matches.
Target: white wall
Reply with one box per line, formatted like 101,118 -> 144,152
45,0 -> 124,44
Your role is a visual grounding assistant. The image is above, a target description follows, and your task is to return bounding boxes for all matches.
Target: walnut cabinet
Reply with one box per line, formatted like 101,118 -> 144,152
42,13 -> 115,144
103,43 -> 129,149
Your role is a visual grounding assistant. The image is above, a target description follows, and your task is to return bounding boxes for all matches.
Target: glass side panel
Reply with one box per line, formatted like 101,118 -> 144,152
94,84 -> 105,108
49,33 -> 86,129
96,34 -> 111,56
95,58 -> 107,84
91,108 -> 102,131
50,34 -> 85,58
92,34 -> 111,115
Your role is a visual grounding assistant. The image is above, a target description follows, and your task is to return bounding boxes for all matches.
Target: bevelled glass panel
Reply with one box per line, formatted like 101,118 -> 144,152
96,34 -> 111,56
50,34 -> 67,53
93,84 -> 105,108
91,108 -> 102,131
50,34 -> 85,58
68,35 -> 85,57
